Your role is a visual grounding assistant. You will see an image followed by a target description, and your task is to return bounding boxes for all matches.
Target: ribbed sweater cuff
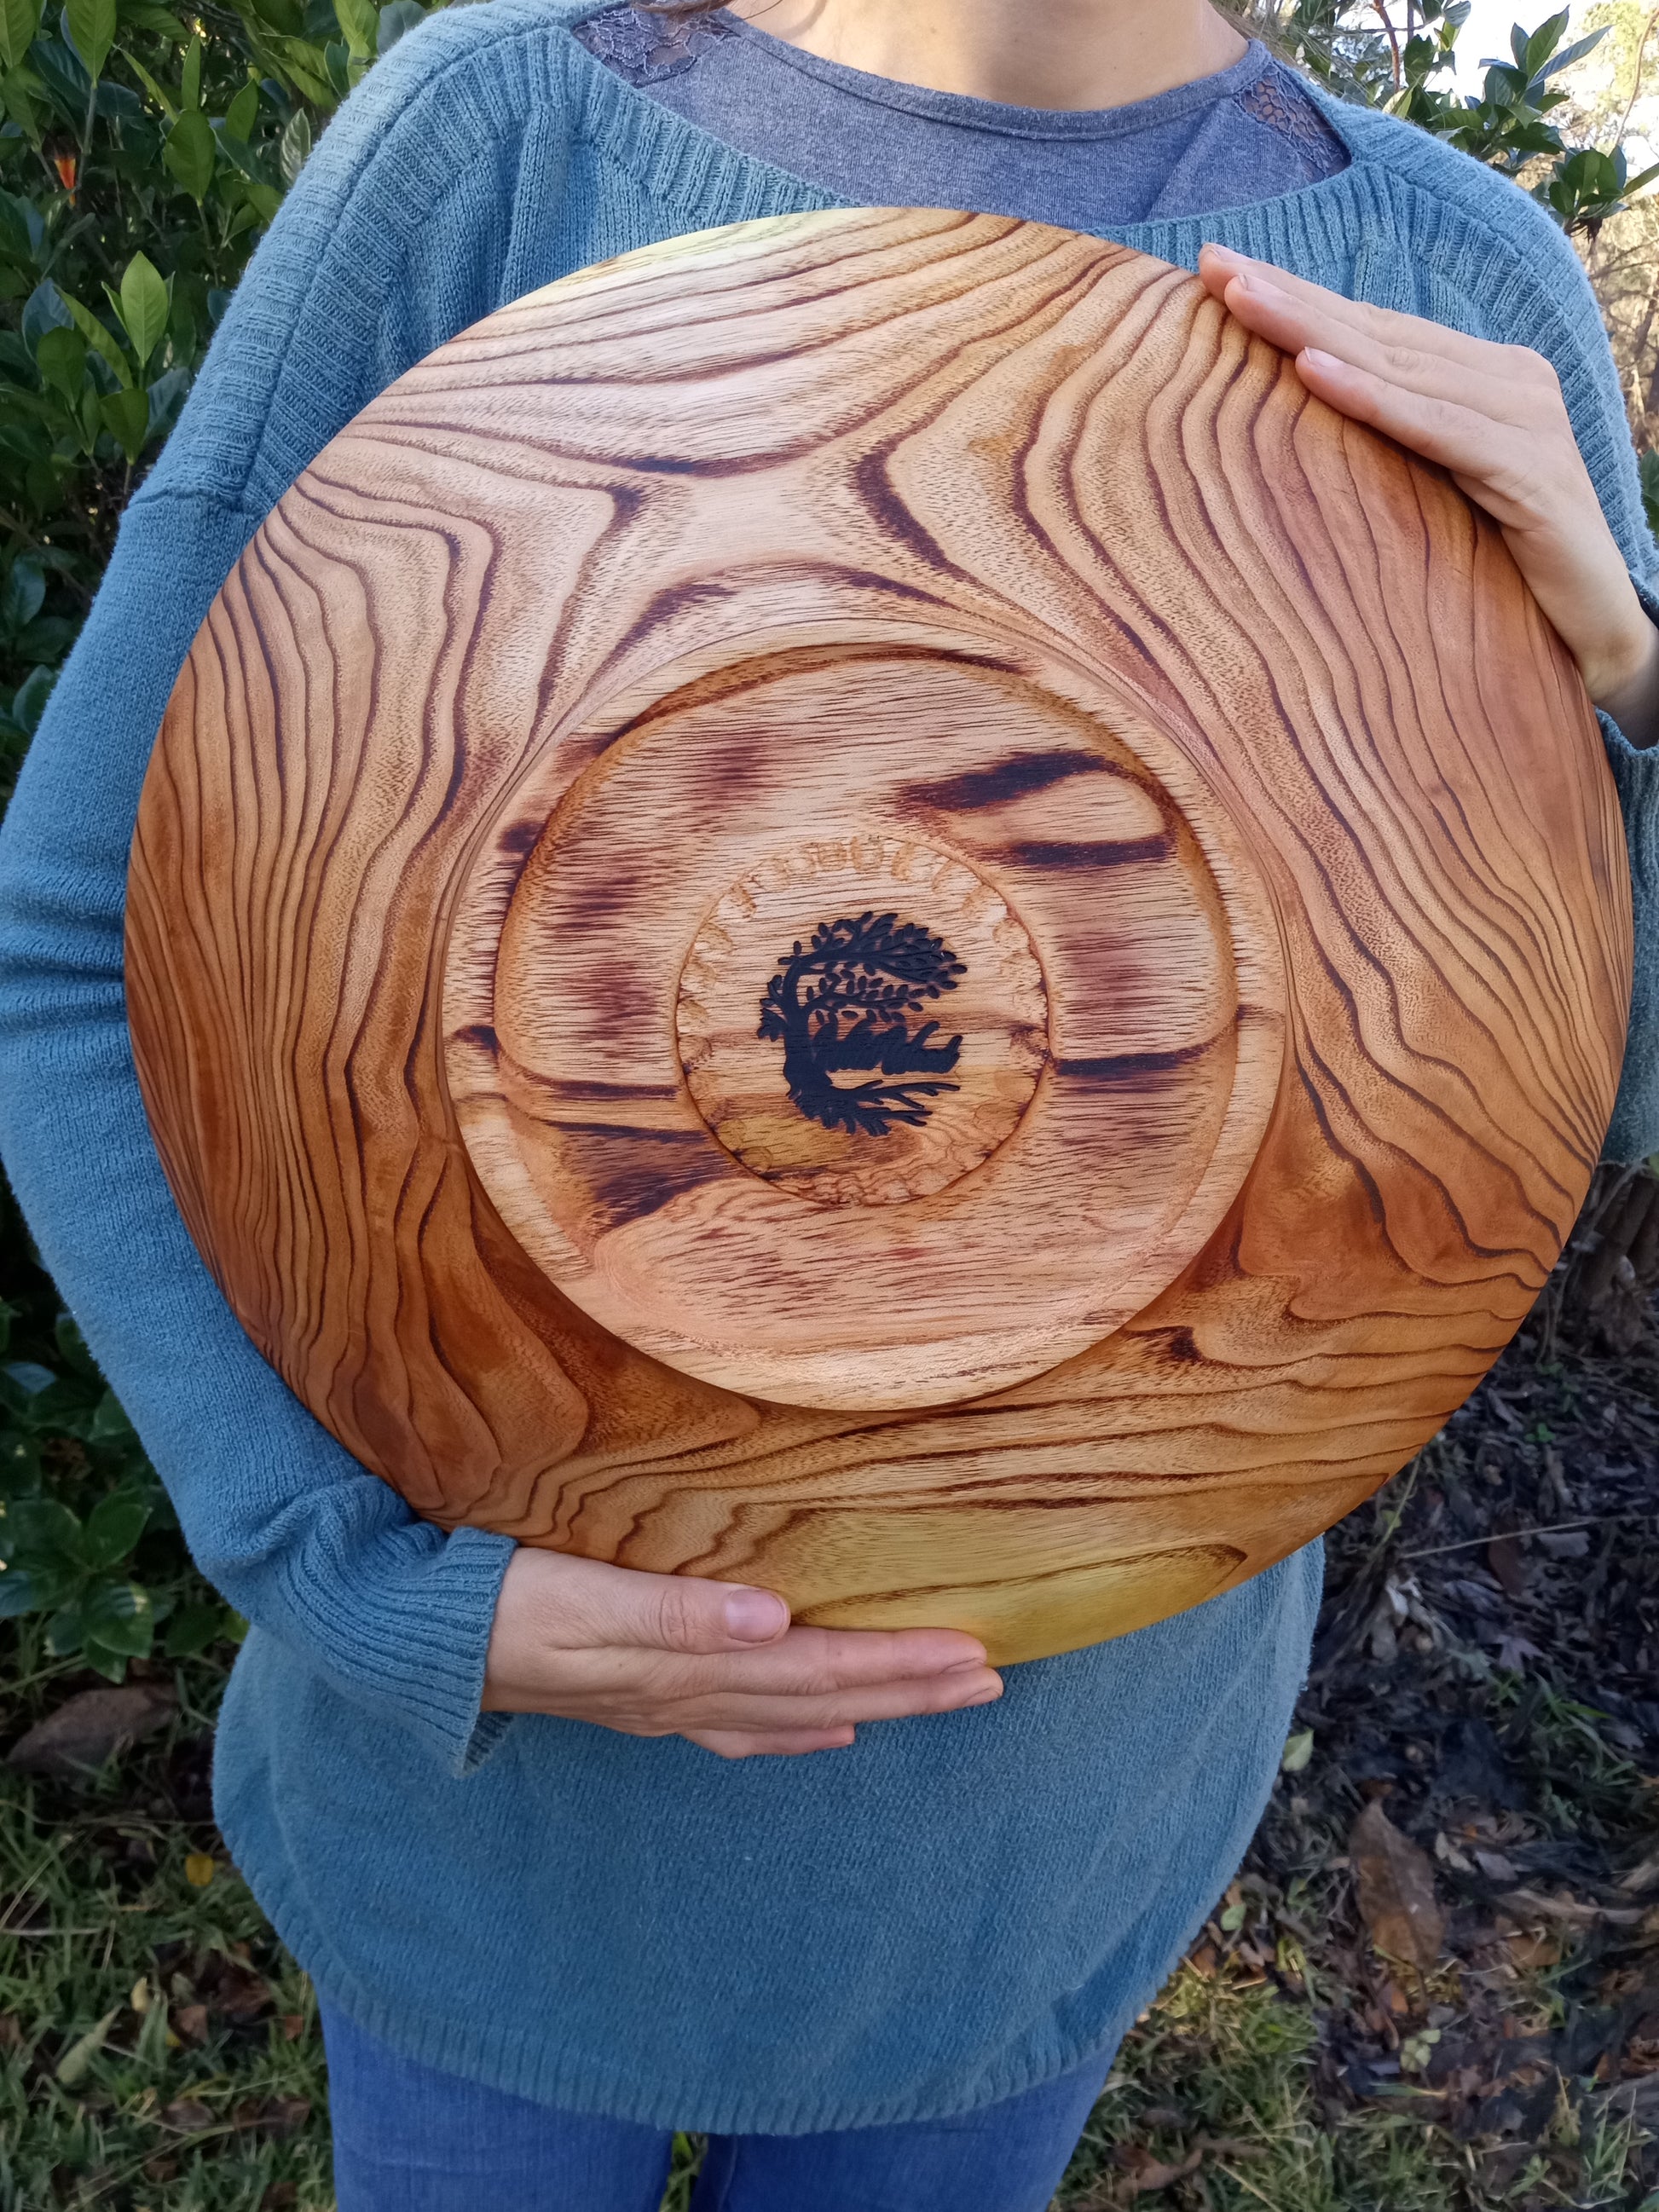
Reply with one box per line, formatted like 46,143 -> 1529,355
280,1519 -> 520,1778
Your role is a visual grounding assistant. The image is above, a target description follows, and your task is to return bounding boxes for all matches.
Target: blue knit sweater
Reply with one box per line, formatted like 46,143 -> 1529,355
0,0 -> 1655,2134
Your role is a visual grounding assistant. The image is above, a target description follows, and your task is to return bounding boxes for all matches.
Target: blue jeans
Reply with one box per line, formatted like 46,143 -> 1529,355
321,2002 -> 1110,2212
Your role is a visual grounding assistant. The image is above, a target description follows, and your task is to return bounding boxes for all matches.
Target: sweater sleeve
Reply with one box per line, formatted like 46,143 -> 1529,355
1598,583 -> 1659,1165
0,9 -> 579,1776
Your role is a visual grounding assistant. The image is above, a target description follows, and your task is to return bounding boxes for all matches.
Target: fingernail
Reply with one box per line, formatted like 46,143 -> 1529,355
1302,347 -> 1341,372
723,1587 -> 789,1641
966,1683 -> 1003,1707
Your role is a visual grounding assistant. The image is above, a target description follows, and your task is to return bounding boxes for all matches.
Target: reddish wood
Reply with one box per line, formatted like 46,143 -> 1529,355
126,209 -> 1631,1665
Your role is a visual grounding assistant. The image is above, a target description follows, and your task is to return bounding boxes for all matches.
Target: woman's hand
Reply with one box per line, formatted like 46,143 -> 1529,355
1198,243 -> 1659,749
481,1545 -> 1003,1759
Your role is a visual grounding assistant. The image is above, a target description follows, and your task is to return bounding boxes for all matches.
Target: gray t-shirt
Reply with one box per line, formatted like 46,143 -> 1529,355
575,5 -> 1350,225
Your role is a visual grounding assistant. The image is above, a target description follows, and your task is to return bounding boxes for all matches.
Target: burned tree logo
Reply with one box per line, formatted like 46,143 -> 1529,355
758,911 -> 966,1138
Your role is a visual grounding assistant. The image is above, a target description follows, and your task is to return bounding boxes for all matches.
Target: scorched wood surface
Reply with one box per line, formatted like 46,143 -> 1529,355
125,207 -> 1631,1666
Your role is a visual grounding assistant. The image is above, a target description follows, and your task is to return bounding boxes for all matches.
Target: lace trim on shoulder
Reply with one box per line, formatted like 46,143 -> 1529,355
1237,64 -> 1349,180
573,3 -> 737,86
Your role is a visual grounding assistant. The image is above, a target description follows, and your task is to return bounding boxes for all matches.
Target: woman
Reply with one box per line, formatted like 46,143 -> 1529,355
1,2 -> 1655,2207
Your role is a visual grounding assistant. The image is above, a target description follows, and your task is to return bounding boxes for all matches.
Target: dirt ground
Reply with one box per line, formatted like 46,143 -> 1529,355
1055,1300 -> 1659,2209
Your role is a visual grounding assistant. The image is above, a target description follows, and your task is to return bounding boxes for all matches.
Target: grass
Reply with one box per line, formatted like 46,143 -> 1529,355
0,1681 -> 330,2209
5,1709 -> 1650,2212
8,1315 -> 1659,2209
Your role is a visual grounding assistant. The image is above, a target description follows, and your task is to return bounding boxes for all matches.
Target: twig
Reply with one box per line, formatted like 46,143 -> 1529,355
1616,7 -> 1659,144
1373,0 -> 1402,85
1400,1509 -> 1657,1561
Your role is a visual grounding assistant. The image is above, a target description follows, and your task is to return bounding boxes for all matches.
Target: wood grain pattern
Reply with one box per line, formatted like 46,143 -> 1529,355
125,208 -> 1632,1665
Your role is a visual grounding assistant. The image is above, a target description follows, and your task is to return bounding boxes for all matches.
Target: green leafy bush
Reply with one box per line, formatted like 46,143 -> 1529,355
0,0 -> 442,1679
0,0 -> 443,798
1280,2 -> 1659,230
0,0 -> 1654,1685
0,1198 -> 242,1672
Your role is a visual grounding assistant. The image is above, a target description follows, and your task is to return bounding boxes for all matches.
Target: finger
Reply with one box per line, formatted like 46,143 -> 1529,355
672,1664 -> 1004,1736
682,1726 -> 858,1759
1216,275 -> 1544,432
591,1621 -> 995,1703
529,1551 -> 795,1655
540,1635 -> 999,1714
1289,347 -> 1540,492
584,1562 -> 991,1670
1199,244 -> 1500,369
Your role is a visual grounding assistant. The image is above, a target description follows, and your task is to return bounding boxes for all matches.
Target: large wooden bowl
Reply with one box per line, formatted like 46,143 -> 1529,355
126,209 -> 1632,1666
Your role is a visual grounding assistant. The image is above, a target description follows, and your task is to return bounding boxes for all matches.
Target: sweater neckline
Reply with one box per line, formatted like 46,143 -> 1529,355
555,0 -> 1381,240
709,18 -> 1281,144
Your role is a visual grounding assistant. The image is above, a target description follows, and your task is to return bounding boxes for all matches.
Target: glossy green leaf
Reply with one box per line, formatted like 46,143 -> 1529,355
120,45 -> 176,118
333,0 -> 375,61
44,1597 -> 85,1653
100,382 -> 149,459
0,0 -> 42,71
78,1637 -> 132,1680
57,287 -> 131,385
0,1565 -> 39,1617
54,1308 -> 101,1378
5,1491 -> 80,1558
66,0 -> 117,84
78,1486 -> 149,1568
223,73 -> 257,138
3,1360 -> 54,1395
1,557 -> 45,634
88,1388 -> 136,1441
163,101 -> 213,200
269,33 -> 332,104
10,663 -> 55,735
164,1597 -> 230,1655
276,103 -> 309,184
0,61 -> 43,138
34,323 -> 84,402
376,0 -> 420,53
81,1576 -> 156,1654
114,251 -> 168,369
20,279 -> 72,352
179,26 -> 199,107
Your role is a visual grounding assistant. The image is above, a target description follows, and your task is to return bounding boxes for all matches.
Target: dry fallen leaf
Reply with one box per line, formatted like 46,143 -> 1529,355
161,2098 -> 216,2133
1501,1886 -> 1643,1928
205,1961 -> 271,2019
1350,1799 -> 1446,1972
1618,1851 -> 1659,1894
55,2005 -> 121,2087
7,1684 -> 173,1776
1119,2146 -> 1205,2194
240,2096 -> 311,2139
1486,1532 -> 1528,1597
1506,1928 -> 1562,1968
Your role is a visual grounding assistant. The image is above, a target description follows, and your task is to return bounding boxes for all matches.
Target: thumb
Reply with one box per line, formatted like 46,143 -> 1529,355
602,1562 -> 792,1654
